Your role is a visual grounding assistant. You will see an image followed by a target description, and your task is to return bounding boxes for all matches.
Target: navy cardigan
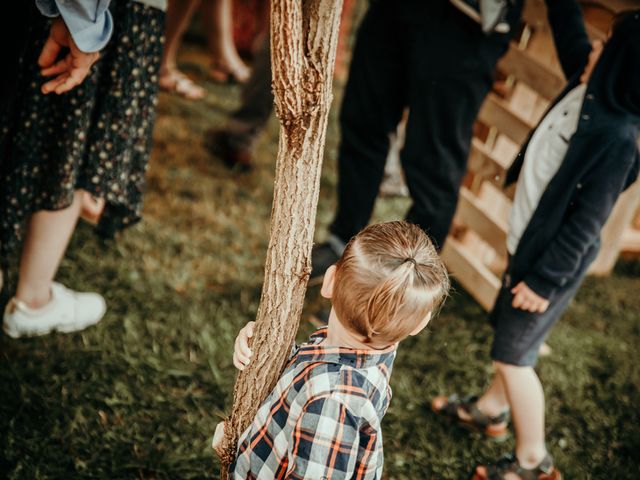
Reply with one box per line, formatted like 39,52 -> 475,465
504,0 -> 640,299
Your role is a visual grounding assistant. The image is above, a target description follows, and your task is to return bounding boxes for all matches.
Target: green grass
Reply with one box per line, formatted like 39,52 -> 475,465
1,44 -> 640,479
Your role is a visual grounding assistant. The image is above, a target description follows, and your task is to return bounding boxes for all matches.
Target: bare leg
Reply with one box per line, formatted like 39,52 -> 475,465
477,370 -> 510,417
474,362 -> 548,479
159,0 -> 205,99
161,0 -> 202,73
202,0 -> 250,82
15,191 -> 83,309
496,361 -> 547,468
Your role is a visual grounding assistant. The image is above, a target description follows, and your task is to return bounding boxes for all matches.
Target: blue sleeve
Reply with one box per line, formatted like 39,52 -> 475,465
35,0 -> 113,53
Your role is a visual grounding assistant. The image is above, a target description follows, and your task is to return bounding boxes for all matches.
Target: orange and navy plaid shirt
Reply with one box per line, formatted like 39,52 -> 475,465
230,326 -> 396,479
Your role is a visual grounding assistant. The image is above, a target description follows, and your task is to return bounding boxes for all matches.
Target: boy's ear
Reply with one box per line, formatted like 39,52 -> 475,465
409,311 -> 432,336
320,265 -> 337,300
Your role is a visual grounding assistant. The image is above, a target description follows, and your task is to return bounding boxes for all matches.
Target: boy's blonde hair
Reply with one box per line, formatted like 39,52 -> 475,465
332,221 -> 450,347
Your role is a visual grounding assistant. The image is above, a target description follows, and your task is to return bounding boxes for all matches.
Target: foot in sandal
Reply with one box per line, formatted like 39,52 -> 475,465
472,452 -> 562,480
159,69 -> 205,100
431,394 -> 510,440
209,58 -> 250,84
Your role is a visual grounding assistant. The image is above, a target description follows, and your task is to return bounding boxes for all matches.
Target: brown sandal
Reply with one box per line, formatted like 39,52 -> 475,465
159,70 -> 205,100
472,452 -> 562,480
432,394 -> 509,441
209,59 -> 250,84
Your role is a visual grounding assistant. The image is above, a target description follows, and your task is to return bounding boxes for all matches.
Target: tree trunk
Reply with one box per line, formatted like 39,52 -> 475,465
218,0 -> 343,477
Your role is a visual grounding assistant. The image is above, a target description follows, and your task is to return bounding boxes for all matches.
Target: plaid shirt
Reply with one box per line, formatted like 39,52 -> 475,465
230,327 -> 396,479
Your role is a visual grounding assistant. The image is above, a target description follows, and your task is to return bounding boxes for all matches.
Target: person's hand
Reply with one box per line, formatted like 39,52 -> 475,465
511,281 -> 549,313
38,18 -> 100,95
211,421 -> 226,455
233,321 -> 255,370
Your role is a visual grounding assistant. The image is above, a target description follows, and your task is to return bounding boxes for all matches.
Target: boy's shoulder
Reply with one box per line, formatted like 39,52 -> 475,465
282,329 -> 395,420
286,360 -> 390,428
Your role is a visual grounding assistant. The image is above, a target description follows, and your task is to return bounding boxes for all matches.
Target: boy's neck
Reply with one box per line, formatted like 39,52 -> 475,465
324,308 -> 396,352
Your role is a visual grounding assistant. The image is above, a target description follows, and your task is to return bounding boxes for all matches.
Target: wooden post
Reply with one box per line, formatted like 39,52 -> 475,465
217,0 -> 343,477
588,179 -> 640,275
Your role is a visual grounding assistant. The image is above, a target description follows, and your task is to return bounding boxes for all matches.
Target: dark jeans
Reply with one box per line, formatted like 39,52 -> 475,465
330,0 -> 516,248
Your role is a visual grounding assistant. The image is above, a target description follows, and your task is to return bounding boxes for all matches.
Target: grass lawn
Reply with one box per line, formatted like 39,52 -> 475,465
1,42 -> 640,479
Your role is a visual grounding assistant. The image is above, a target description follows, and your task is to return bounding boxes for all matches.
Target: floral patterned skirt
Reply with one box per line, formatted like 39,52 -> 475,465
0,1 -> 165,263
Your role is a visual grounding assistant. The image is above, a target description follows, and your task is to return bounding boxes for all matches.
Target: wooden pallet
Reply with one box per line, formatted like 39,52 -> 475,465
442,0 -> 640,311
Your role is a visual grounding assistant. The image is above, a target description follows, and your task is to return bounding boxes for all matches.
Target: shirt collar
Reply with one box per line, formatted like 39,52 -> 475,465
292,326 -> 396,375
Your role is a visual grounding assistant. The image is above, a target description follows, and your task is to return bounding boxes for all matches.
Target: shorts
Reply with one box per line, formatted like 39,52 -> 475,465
489,252 -> 595,367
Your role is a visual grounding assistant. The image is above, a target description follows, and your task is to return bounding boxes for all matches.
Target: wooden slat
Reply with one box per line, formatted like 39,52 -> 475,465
468,138 -> 509,187
522,0 -> 547,26
586,23 -> 607,41
442,238 -> 501,311
498,45 -> 565,100
509,83 -> 540,122
621,227 -> 640,254
455,187 -> 508,257
589,179 -> 640,274
601,0 -> 640,12
477,93 -> 535,145
492,134 -> 520,163
478,182 -> 512,224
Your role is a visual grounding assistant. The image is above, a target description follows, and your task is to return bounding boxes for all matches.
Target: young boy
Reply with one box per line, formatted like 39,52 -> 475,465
216,221 -> 450,479
433,9 -> 640,480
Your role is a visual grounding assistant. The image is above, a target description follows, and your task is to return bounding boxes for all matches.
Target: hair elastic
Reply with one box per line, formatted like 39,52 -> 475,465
403,258 -> 418,267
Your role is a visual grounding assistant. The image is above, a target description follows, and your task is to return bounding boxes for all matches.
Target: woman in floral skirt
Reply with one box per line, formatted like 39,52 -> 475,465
0,0 -> 166,338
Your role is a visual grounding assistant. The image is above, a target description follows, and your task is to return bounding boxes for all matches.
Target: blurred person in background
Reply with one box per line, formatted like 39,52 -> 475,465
309,0 -> 526,277
0,0 -> 167,338
159,0 -> 250,100
433,10 -> 640,479
205,34 -> 271,171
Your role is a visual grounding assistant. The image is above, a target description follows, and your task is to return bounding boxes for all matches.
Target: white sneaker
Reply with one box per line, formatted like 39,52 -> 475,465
3,282 -> 106,338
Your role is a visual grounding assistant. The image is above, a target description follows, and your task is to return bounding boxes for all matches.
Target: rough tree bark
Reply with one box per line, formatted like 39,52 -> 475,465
218,0 -> 343,477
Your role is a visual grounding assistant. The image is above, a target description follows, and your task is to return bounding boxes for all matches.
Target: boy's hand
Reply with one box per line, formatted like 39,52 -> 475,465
233,321 -> 255,370
511,282 -> 549,313
38,18 -> 100,95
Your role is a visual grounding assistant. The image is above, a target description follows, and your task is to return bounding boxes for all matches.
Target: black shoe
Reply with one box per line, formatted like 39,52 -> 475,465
311,238 -> 344,280
205,130 -> 253,172
450,0 -> 511,34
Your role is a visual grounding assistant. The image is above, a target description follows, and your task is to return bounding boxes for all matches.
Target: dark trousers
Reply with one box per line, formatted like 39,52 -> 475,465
330,0 -> 517,248
226,35 -> 273,150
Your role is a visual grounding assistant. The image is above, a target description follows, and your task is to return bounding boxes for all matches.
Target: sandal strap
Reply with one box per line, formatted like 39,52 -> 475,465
440,394 -> 509,427
486,452 -> 556,480
458,395 -> 509,427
